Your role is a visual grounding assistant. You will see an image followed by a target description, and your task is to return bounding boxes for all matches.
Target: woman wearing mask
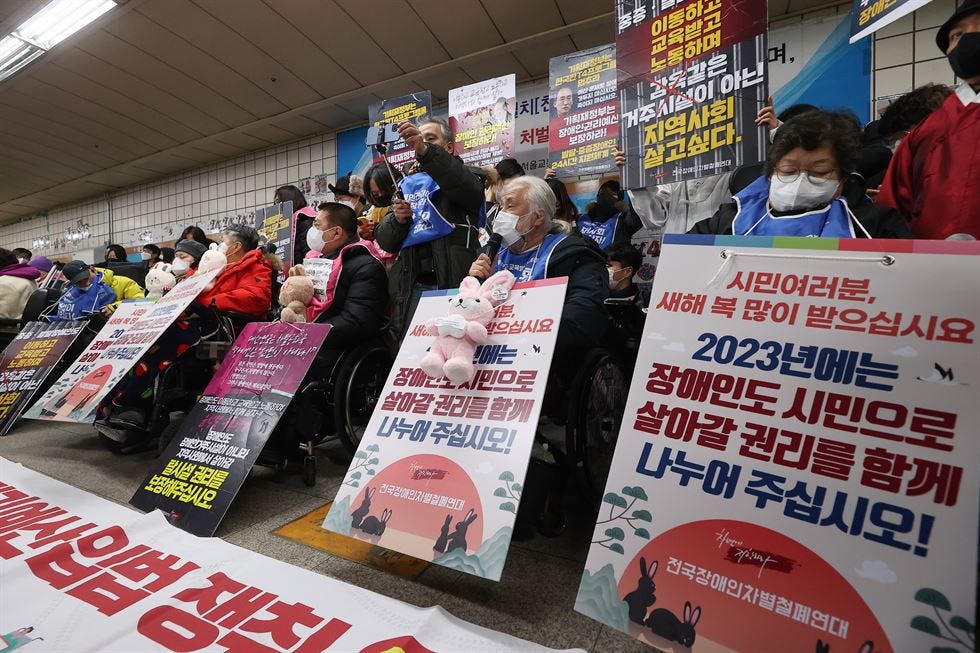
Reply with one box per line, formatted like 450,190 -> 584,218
690,110 -> 911,238
142,244 -> 162,267
171,239 -> 207,280
104,244 -> 128,265
274,184 -> 315,263
362,163 -> 403,240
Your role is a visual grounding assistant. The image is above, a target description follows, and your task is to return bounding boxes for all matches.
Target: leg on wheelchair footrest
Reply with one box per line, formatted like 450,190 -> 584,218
514,437 -> 569,539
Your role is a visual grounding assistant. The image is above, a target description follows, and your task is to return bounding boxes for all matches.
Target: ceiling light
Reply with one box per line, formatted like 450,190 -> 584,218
0,0 -> 116,83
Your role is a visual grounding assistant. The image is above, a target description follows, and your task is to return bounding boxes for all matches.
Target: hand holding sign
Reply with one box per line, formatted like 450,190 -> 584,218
755,96 -> 780,130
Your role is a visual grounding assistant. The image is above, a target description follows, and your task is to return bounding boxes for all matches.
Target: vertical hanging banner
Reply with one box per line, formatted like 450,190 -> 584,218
255,200 -> 293,271
514,80 -> 552,176
850,0 -> 933,43
368,91 -> 433,170
324,279 -> 567,581
0,321 -> 85,435
770,14 -> 873,125
23,270 -> 221,424
616,0 -> 769,190
548,44 -> 619,178
448,74 -> 517,168
131,322 -> 330,537
576,236 -> 980,652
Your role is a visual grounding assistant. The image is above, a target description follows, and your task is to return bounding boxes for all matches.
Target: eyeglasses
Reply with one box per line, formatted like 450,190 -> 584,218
775,168 -> 839,184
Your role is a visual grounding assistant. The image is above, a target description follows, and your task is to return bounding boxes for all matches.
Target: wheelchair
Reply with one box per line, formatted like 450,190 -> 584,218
265,334 -> 394,486
522,300 -> 644,533
96,309 -> 257,454
142,314 -> 394,487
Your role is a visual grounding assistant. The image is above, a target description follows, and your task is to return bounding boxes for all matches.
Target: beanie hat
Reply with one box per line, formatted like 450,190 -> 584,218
175,238 -> 207,265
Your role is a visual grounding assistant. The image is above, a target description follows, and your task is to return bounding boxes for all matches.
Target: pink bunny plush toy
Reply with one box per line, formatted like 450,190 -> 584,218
420,271 -> 516,384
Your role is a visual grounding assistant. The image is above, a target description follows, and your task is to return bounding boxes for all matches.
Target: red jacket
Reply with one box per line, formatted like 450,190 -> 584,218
194,249 -> 272,317
876,91 -> 980,239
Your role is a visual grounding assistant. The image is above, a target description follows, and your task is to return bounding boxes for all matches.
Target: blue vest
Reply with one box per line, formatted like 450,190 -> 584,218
495,234 -> 566,283
578,213 -> 620,249
731,177 -> 858,238
399,172 -> 456,249
55,272 -> 116,321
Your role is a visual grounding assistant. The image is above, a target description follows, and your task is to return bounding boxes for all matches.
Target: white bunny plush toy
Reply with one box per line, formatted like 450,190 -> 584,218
144,262 -> 176,299
419,271 -> 516,384
196,242 -> 227,290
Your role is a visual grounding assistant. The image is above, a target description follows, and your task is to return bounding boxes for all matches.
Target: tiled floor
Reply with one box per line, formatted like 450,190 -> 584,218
0,419 -> 656,653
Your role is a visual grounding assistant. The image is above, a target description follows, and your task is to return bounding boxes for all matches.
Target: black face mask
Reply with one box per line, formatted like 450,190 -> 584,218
949,32 -> 980,80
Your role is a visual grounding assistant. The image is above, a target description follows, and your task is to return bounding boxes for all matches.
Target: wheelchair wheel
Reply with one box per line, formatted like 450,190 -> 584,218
565,349 -> 629,501
335,344 -> 393,456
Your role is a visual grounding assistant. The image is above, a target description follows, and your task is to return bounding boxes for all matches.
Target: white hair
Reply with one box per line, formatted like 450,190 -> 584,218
502,175 -> 571,234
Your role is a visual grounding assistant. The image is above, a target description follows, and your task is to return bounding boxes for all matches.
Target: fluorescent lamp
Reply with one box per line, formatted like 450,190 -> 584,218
17,0 -> 116,49
0,0 -> 116,82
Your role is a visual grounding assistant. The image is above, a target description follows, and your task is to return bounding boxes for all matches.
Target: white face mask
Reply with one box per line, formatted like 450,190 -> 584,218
888,138 -> 902,154
141,252 -> 151,261
769,175 -> 840,213
608,268 -> 625,289
339,200 -> 357,211
493,211 -> 531,248
171,258 -> 191,275
218,242 -> 229,255
306,226 -> 326,252
16,258 -> 27,264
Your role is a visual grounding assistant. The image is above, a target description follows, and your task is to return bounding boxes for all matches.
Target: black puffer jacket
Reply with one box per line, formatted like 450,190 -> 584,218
541,232 -> 610,352
375,145 -> 483,340
312,240 -> 389,349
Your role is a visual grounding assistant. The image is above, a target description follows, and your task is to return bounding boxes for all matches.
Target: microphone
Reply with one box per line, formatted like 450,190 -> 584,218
480,232 -> 502,260
474,232 -> 502,281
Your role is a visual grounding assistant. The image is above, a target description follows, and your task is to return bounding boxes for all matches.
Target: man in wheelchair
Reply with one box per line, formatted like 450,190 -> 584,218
99,225 -> 273,436
298,201 -> 389,348
467,175 -> 610,353
265,202 -> 391,467
469,176 -> 633,533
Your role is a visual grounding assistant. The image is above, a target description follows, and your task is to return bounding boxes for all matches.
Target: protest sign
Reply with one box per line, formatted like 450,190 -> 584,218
576,235 -> 980,652
0,459 -> 585,652
514,79 -> 551,176
131,322 -> 330,537
324,279 -> 567,581
0,321 -> 85,436
301,257 -> 333,301
368,91 -> 432,170
24,269 -> 220,424
850,0 -> 932,43
617,0 -> 769,189
255,200 -> 293,271
548,44 -> 619,178
449,74 -> 517,168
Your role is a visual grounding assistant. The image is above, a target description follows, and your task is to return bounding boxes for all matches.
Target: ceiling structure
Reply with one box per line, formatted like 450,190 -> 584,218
0,0 -> 841,224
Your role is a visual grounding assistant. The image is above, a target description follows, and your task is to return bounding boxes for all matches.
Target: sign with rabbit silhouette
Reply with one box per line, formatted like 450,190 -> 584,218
577,236 -> 980,651
324,278 -> 567,581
